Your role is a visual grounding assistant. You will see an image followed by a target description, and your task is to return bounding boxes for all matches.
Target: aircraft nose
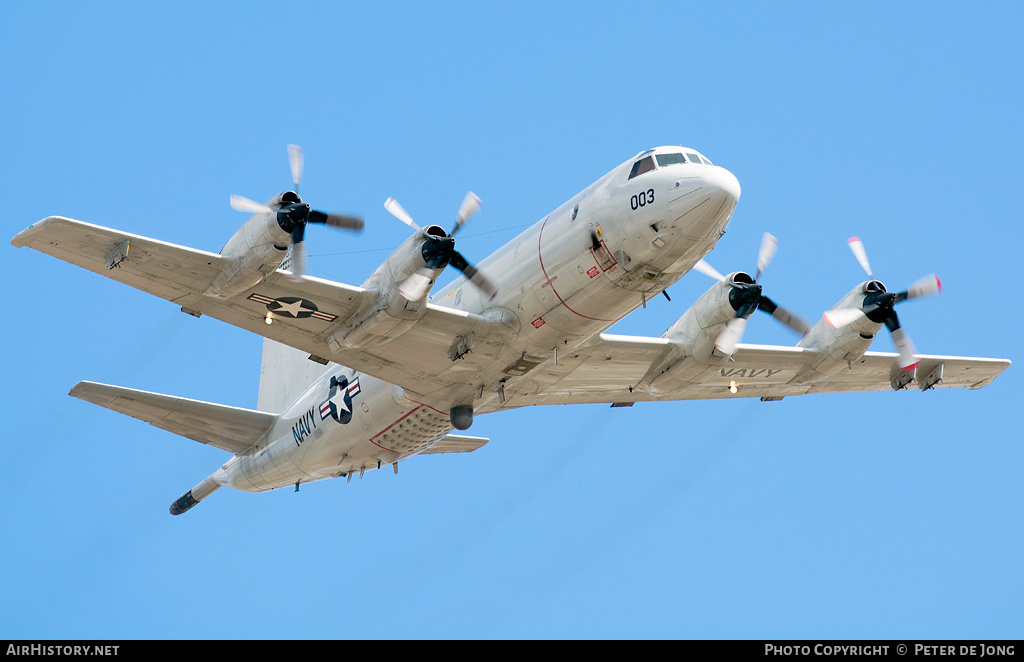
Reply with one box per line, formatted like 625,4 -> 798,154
704,165 -> 741,205
666,164 -> 742,244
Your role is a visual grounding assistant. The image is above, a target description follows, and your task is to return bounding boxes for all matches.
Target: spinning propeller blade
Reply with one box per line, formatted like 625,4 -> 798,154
385,193 -> 496,301
453,192 -> 481,236
823,307 -> 867,328
694,232 -> 809,356
450,250 -> 497,299
384,197 -> 420,231
287,235 -> 307,284
903,273 -> 942,300
715,317 -> 749,357
231,145 -> 363,282
848,236 -> 873,276
755,232 -> 778,281
288,144 -> 304,193
309,211 -> 365,230
693,259 -> 726,283
823,237 -> 942,369
398,268 -> 435,301
230,195 -> 274,214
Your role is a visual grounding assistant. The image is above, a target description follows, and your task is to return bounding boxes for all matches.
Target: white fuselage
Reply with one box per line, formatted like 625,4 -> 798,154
214,148 -> 742,492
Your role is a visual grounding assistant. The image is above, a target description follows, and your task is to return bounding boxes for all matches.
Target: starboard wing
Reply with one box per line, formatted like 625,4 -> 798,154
487,333 -> 1011,408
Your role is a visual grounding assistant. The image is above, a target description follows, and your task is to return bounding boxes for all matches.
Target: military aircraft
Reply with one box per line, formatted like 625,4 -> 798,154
12,145 -> 1010,514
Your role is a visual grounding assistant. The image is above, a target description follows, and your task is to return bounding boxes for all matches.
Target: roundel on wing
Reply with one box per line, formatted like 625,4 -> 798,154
267,296 -> 320,319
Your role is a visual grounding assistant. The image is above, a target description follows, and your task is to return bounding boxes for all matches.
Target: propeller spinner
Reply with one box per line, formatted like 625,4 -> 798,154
822,237 -> 941,369
230,145 -> 364,281
384,192 -> 496,301
695,233 -> 810,357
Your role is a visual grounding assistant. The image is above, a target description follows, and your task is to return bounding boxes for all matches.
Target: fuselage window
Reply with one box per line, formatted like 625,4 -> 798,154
655,153 -> 686,167
628,156 -> 656,180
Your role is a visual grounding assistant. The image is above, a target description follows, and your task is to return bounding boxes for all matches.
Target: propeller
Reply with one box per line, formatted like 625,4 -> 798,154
288,144 -> 304,194
822,237 -> 941,369
384,192 -> 496,301
694,232 -> 810,357
230,144 -> 364,281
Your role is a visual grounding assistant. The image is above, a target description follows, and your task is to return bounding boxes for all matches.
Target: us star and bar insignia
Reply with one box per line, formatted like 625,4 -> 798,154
247,293 -> 337,322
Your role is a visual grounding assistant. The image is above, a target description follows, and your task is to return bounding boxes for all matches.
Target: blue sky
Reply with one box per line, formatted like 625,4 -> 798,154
2,1 -> 1021,639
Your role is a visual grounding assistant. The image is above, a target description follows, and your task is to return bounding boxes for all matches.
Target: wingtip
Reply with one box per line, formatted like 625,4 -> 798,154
11,219 -> 46,247
12,216 -> 85,247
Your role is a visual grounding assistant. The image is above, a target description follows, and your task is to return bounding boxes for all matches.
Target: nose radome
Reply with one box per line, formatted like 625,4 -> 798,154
705,166 -> 741,204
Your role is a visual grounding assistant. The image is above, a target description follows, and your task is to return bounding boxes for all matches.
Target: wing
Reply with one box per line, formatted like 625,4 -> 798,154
13,216 -> 232,301
13,217 -> 509,399
419,434 -> 490,455
70,381 -> 276,453
491,333 -> 1011,408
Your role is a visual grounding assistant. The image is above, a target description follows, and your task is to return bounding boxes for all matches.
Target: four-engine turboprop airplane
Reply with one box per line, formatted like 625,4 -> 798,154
12,145 -> 1010,514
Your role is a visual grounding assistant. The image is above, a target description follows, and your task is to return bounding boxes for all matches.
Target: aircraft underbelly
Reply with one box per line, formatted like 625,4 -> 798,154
227,372 -> 453,492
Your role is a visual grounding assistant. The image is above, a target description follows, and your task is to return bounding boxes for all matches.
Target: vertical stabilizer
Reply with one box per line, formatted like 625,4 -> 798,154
257,338 -> 331,413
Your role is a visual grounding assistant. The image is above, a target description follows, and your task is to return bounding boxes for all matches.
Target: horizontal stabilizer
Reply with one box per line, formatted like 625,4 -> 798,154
421,433 -> 489,455
70,381 -> 276,454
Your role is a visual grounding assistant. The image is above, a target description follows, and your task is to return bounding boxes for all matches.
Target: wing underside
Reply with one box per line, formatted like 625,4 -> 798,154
488,335 -> 1011,409
15,217 -> 1010,413
70,381 -> 277,454
13,217 -> 509,401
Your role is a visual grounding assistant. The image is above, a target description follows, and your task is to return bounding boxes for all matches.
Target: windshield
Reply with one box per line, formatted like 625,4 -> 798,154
628,155 -> 656,180
631,150 -> 714,180
655,153 -> 685,167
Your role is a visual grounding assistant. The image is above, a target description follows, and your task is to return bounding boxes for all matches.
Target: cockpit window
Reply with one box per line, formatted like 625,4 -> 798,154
655,153 -> 686,167
628,155 -> 656,180
686,153 -> 705,165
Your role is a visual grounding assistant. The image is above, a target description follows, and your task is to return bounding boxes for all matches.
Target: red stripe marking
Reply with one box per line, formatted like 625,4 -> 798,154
536,215 -> 614,322
367,396 -> 448,453
368,406 -> 424,452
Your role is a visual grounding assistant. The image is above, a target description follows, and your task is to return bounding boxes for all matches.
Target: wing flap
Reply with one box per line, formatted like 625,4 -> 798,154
70,381 -> 277,454
421,434 -> 489,455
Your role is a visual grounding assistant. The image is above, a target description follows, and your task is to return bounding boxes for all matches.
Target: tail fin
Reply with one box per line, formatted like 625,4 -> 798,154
256,338 -> 331,413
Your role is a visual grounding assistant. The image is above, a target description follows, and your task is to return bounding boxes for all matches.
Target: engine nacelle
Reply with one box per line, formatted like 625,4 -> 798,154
327,226 -> 448,351
204,192 -> 299,299
640,273 -> 749,392
793,280 -> 887,383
